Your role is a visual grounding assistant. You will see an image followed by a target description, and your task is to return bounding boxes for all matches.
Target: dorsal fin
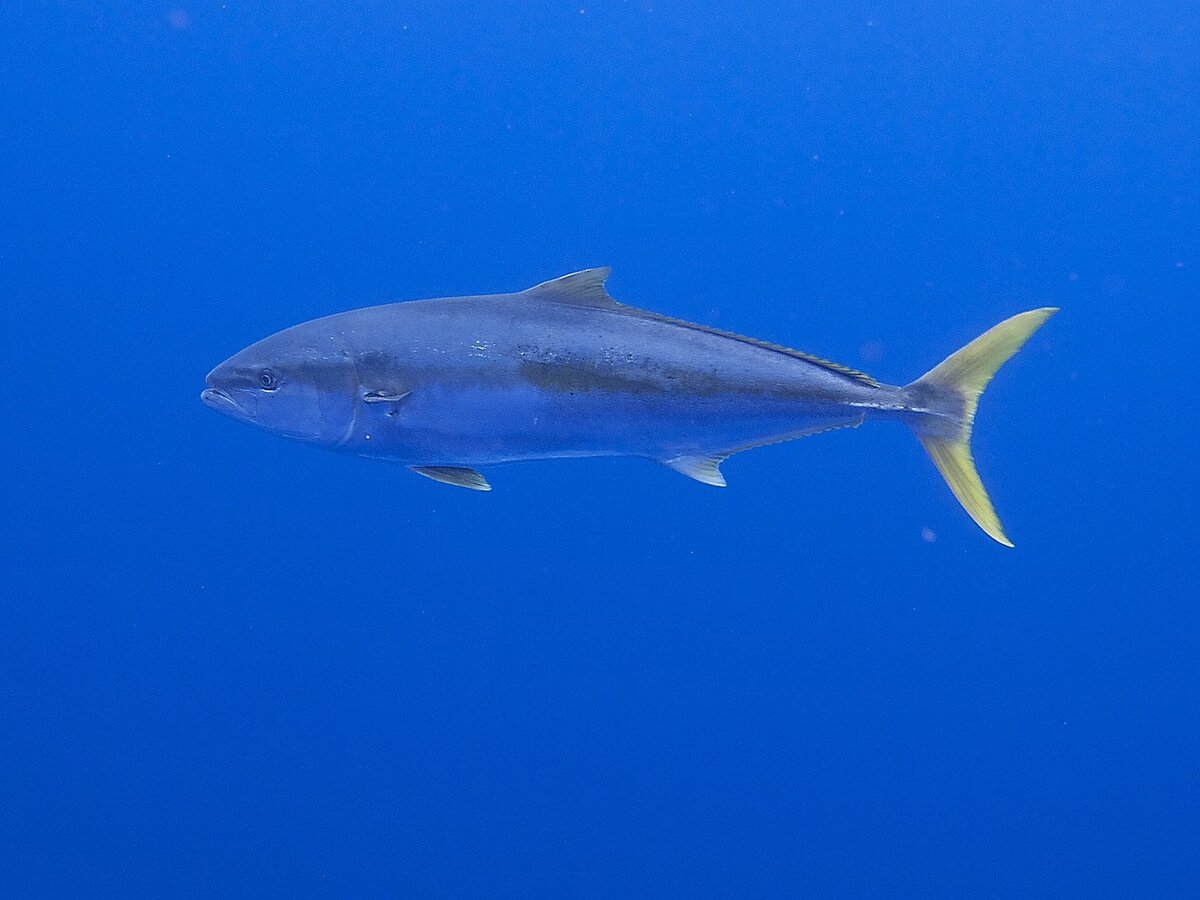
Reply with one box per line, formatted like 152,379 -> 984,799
522,267 -> 620,308
522,267 -> 879,388
630,309 -> 881,388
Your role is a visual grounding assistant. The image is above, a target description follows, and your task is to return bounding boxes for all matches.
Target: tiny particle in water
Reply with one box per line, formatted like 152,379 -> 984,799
921,526 -> 937,543
859,339 -> 885,363
168,8 -> 190,29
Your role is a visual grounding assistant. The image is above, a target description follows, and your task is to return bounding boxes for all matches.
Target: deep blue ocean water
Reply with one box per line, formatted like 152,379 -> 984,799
2,3 -> 1197,896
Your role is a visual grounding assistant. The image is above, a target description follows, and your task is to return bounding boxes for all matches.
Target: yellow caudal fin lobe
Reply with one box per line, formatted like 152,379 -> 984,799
907,308 -> 1058,547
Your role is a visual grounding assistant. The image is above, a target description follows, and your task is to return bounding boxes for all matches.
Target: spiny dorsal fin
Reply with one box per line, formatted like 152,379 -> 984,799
522,267 -> 620,308
410,466 -> 491,491
661,454 -> 728,487
524,267 -> 878,388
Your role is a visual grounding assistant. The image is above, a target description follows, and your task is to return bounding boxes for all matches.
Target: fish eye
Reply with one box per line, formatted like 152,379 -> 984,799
258,370 -> 278,391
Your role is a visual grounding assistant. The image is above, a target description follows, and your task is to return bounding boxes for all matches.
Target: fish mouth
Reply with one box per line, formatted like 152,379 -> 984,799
201,386 -> 244,415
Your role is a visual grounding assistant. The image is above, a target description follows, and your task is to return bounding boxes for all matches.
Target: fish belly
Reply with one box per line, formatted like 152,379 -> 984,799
364,381 -> 859,466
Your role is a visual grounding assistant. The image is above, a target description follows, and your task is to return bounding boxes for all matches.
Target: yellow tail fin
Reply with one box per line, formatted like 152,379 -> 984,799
909,308 -> 1058,547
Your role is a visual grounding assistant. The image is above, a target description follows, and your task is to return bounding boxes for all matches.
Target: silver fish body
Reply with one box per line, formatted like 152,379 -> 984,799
203,268 -> 1056,544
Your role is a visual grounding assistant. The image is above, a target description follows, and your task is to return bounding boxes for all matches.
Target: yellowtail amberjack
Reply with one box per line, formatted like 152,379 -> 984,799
203,268 -> 1056,545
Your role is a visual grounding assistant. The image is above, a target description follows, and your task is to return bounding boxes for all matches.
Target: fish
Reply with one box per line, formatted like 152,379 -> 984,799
202,267 -> 1056,545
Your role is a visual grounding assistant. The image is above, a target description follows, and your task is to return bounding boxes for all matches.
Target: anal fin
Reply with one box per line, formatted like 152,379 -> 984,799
410,466 -> 492,491
659,414 -> 865,489
661,455 -> 728,487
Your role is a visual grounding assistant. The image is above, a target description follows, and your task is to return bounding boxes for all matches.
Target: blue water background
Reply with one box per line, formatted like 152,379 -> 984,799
2,3 -> 1197,896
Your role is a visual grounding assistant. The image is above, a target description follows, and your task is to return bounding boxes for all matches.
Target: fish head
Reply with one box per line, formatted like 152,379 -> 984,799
202,323 -> 358,447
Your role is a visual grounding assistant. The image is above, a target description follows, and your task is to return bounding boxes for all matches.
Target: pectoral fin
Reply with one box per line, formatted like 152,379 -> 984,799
661,454 -> 728,487
363,389 -> 412,404
410,466 -> 492,491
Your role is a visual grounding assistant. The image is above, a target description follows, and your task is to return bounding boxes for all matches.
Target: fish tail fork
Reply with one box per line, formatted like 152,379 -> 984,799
904,308 -> 1058,547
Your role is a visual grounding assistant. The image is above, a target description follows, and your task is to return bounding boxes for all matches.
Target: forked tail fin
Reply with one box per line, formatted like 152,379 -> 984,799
906,308 -> 1058,547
